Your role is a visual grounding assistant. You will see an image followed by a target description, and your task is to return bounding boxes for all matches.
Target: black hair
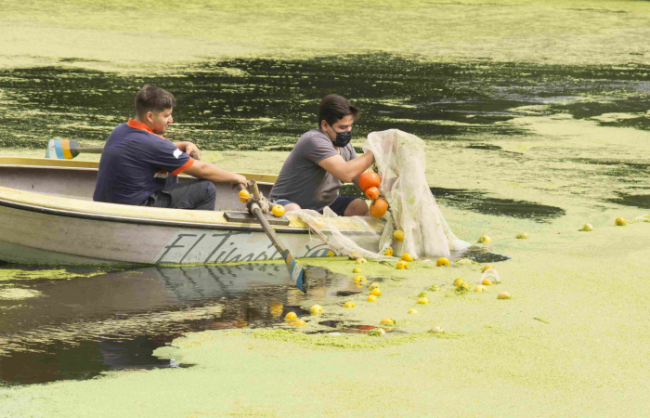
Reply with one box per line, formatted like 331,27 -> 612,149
135,85 -> 176,117
318,94 -> 360,127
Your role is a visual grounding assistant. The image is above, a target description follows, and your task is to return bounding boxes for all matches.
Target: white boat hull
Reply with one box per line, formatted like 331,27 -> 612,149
0,157 -> 382,266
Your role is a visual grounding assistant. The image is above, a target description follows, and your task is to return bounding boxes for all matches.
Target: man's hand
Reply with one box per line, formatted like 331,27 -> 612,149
173,141 -> 202,160
184,143 -> 201,161
231,174 -> 248,188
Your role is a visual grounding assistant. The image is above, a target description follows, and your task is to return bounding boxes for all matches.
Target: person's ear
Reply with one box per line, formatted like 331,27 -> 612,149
320,120 -> 329,131
146,111 -> 154,123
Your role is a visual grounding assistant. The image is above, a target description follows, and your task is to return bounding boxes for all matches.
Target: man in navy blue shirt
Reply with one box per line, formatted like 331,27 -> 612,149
94,85 -> 247,210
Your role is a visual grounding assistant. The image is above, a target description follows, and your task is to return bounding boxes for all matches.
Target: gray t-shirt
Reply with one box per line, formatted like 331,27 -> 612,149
270,129 -> 358,210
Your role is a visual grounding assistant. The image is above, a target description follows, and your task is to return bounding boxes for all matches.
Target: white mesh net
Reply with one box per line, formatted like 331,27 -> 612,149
295,129 -> 470,260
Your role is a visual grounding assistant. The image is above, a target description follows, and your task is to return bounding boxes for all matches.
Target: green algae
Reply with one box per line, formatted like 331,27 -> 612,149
0,288 -> 42,300
2,0 -> 650,71
1,0 -> 650,415
252,329 -> 439,350
0,269 -> 106,282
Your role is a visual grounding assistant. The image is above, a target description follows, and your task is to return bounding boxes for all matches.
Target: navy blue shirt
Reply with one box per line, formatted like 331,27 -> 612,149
93,120 -> 194,206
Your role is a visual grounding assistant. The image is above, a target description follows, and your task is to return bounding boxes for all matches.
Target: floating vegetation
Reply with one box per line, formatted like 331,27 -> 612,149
250,329 -> 444,349
0,288 -> 42,301
0,268 -> 106,282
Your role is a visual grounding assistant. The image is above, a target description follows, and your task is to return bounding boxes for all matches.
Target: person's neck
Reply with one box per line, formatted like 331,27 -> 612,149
134,116 -> 150,128
320,128 -> 339,151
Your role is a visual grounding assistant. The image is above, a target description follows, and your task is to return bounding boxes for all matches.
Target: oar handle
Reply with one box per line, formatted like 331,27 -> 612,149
237,180 -> 260,200
78,147 -> 104,154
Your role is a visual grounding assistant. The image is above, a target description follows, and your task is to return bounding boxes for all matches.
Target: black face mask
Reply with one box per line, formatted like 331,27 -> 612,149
333,131 -> 352,147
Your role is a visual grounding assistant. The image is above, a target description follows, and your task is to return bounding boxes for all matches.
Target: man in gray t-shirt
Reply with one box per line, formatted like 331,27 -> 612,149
269,94 -> 375,216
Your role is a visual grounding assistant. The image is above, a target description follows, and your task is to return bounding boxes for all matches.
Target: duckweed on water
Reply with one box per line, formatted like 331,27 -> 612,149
251,329 -> 447,349
0,269 -> 106,282
0,288 -> 42,301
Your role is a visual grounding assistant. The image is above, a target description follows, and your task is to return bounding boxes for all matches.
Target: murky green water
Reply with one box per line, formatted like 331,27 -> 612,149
1,1 -> 650,387
1,57 -> 649,387
2,57 -> 648,150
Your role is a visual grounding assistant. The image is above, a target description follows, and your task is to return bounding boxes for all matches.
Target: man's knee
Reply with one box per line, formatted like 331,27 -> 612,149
203,181 -> 217,198
194,180 -> 216,210
344,198 -> 369,216
284,203 -> 301,212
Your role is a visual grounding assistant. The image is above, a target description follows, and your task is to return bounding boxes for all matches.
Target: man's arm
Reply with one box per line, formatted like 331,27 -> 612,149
183,160 -> 247,185
317,151 -> 375,183
173,141 -> 201,160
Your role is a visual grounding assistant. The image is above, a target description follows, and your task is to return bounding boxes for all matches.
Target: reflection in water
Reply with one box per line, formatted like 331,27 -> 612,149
0,263 -> 354,386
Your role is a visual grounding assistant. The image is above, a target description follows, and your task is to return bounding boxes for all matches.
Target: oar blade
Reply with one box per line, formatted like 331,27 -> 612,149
284,250 -> 306,293
45,139 -> 80,159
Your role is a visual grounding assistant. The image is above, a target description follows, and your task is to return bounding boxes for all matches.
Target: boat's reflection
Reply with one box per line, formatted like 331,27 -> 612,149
0,263 -> 357,385
152,263 -> 296,301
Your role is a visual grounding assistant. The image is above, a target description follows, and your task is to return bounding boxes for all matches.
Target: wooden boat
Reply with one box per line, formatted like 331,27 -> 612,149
0,157 -> 383,266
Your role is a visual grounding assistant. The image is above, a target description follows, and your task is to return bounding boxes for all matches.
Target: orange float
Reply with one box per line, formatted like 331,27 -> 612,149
359,172 -> 381,191
369,198 -> 388,218
365,186 -> 380,200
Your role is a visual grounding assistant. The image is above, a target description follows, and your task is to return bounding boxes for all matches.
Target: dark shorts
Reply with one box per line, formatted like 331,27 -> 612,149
146,179 -> 217,211
274,195 -> 359,217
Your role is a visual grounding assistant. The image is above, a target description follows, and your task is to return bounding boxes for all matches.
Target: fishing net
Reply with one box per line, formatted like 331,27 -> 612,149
295,129 -> 470,260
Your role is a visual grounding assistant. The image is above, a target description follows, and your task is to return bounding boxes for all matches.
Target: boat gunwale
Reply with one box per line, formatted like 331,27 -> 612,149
0,157 -> 280,183
0,197 -> 314,234
0,197 -> 381,236
0,157 -> 383,236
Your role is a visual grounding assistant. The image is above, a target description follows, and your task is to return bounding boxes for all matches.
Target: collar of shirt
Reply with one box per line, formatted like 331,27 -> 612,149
127,118 -> 167,140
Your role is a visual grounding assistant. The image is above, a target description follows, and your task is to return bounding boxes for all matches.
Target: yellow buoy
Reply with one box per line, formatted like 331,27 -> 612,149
271,204 -> 285,217
238,189 -> 251,203
353,275 -> 367,283
477,235 -> 491,244
436,257 -> 450,267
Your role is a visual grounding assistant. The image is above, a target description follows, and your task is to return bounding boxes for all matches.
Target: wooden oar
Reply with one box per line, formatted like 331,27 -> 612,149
45,139 -> 103,159
192,152 -> 307,293
238,182 -> 307,293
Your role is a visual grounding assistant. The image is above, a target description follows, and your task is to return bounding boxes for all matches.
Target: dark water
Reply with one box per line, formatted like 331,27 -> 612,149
340,184 -> 565,223
3,54 -> 649,216
0,249 -> 508,386
1,55 -> 648,150
0,264 -> 347,385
